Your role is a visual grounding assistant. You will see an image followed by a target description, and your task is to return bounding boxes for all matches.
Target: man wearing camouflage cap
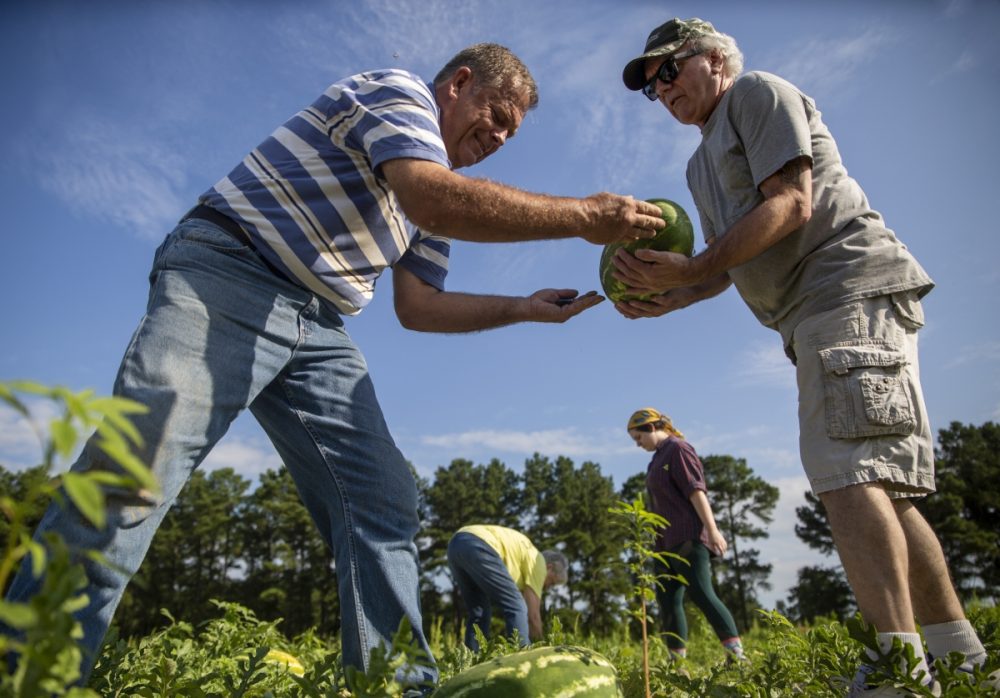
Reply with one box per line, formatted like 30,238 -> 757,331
615,17 -> 992,695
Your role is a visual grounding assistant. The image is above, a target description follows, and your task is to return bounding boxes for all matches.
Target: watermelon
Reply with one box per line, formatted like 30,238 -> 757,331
599,198 -> 694,302
433,645 -> 623,697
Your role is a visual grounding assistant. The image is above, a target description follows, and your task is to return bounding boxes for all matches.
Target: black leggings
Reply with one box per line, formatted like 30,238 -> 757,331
654,541 -> 740,649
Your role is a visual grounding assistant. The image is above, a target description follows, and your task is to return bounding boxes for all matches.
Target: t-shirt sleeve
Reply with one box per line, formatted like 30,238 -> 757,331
669,441 -> 708,499
730,77 -> 812,189
397,228 -> 450,290
343,72 -> 451,173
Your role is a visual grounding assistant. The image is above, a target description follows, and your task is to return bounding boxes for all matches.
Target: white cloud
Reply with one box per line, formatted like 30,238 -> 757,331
0,397 -> 78,473
0,406 -> 44,472
765,27 -> 892,102
421,426 -> 624,459
928,48 -> 978,84
33,115 -> 190,240
531,6 -> 701,193
272,0 -> 482,78
733,340 -> 796,389
0,393 -> 281,483
199,435 -> 283,483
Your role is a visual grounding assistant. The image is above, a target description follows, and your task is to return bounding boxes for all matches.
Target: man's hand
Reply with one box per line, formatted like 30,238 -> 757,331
613,273 -> 733,320
614,288 -> 693,319
579,194 -> 665,246
612,247 -> 700,295
528,289 -> 603,322
393,267 -> 605,332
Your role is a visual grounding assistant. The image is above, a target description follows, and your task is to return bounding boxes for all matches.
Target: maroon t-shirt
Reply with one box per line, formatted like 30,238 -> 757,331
645,437 -> 710,551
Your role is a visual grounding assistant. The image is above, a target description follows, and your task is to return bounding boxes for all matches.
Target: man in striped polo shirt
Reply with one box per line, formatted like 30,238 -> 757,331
5,43 -> 664,694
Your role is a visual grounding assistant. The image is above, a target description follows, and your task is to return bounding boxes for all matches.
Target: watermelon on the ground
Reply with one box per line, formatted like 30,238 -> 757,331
599,198 -> 694,303
433,645 -> 623,697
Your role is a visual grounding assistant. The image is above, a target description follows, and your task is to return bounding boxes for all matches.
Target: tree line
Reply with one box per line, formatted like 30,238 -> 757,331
1,421 -> 996,643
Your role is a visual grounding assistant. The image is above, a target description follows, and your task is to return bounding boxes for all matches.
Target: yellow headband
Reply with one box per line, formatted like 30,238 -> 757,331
626,407 -> 684,438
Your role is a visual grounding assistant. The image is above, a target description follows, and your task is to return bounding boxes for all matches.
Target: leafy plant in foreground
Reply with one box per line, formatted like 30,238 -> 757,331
608,498 -> 684,698
0,380 -> 154,697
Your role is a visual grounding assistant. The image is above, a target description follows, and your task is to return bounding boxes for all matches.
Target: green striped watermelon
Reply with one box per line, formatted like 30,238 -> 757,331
599,198 -> 694,303
433,645 -> 623,697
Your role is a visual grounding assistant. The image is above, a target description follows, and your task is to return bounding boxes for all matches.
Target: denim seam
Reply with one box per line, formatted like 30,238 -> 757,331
274,355 -> 370,672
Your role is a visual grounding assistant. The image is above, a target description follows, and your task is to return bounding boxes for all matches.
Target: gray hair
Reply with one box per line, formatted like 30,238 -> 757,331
543,550 -> 569,585
434,43 -> 539,110
691,30 -> 744,78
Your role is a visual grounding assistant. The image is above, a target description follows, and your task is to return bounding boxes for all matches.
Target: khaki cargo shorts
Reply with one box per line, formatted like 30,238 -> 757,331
789,292 -> 935,497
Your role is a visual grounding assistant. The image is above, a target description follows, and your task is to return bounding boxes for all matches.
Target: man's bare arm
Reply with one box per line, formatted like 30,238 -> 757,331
381,158 -> 665,246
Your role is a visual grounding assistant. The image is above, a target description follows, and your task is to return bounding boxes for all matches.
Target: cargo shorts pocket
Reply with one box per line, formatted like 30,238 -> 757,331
818,343 -> 915,439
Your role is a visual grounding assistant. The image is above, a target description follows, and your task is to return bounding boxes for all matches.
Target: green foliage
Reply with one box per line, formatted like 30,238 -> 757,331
0,534 -> 95,696
91,601 -> 438,697
343,616 -> 435,698
781,564 -> 855,624
918,421 -> 1000,601
123,468 -> 249,637
794,490 -> 836,556
83,598 -> 1000,696
701,454 -> 779,631
0,380 -> 154,697
608,498 -> 684,698
92,602 -> 335,697
608,500 -> 681,624
525,456 -> 632,636
6,383 -> 995,697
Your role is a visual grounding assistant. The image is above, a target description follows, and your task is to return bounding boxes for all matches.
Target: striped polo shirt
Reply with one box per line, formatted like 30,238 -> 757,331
199,69 -> 452,315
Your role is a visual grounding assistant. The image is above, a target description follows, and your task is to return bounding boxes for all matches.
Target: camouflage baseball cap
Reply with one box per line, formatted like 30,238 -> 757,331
622,17 -> 717,90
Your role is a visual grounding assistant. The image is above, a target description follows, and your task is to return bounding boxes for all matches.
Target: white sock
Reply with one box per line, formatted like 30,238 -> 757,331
922,619 -> 986,670
871,632 -> 932,686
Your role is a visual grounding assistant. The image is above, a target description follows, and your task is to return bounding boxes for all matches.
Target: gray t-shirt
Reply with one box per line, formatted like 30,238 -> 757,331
686,71 -> 933,347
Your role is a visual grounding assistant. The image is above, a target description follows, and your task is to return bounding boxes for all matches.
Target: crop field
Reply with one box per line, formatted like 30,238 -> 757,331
75,600 -> 999,697
2,384 -> 998,697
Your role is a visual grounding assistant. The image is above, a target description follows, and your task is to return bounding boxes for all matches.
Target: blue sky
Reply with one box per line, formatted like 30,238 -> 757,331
1,0 -> 998,610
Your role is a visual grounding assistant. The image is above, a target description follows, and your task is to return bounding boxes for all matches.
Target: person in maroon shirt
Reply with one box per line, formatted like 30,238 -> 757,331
627,407 -> 745,663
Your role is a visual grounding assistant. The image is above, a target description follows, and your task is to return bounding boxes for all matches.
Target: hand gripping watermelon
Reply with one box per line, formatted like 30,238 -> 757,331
599,198 -> 694,302
433,645 -> 623,697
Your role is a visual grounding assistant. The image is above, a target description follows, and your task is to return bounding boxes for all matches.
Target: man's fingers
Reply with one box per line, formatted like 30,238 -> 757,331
636,199 -> 664,216
613,248 -> 646,274
629,223 -> 658,240
635,212 -> 665,231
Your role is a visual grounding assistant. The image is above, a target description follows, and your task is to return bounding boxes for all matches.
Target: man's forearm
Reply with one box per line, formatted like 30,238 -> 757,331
398,291 -> 531,333
396,165 -> 588,242
689,190 -> 809,285
383,158 -> 663,246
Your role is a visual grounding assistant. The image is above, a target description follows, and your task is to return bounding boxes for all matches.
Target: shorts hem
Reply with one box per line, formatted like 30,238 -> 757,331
810,463 -> 935,498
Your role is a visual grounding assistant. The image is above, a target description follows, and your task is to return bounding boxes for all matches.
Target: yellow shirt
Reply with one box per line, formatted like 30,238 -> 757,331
459,525 -> 547,597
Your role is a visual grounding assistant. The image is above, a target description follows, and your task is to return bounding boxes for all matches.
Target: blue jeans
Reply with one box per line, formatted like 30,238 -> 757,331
3,219 -> 436,689
446,532 -> 528,651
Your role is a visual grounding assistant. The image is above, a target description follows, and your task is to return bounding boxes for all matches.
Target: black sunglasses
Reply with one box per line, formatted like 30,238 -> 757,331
641,49 -> 703,101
